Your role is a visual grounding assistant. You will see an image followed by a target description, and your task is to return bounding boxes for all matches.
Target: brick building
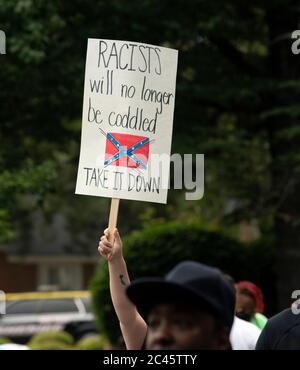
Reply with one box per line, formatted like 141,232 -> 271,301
0,211 -> 99,293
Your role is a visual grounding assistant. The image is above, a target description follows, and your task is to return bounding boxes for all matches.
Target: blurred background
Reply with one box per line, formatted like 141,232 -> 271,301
0,0 -> 300,349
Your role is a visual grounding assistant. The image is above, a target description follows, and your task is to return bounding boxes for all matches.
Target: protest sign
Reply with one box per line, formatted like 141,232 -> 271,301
75,38 -> 178,205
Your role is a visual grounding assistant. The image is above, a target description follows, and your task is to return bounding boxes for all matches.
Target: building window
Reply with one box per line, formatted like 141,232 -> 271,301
37,264 -> 83,291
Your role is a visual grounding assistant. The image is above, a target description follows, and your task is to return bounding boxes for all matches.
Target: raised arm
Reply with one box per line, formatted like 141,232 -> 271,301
98,228 -> 147,349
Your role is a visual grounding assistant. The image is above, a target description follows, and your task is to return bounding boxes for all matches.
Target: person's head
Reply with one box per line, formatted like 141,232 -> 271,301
126,261 -> 235,350
235,281 -> 265,321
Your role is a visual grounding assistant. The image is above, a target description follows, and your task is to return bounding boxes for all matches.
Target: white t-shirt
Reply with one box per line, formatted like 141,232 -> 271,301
230,316 -> 261,350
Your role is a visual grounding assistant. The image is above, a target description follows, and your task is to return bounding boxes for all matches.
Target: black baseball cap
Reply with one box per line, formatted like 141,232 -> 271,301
126,260 -> 235,328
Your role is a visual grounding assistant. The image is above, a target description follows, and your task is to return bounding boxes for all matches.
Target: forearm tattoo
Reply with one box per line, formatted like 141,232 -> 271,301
119,274 -> 126,286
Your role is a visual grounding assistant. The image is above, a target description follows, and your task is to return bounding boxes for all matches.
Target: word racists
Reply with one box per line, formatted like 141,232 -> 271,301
97,40 -> 162,75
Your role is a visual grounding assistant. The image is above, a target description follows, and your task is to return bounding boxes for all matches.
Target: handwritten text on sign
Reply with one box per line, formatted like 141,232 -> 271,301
75,39 -> 178,203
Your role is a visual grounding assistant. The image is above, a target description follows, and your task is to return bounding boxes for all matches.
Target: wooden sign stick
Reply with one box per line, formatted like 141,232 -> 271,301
108,198 -> 120,243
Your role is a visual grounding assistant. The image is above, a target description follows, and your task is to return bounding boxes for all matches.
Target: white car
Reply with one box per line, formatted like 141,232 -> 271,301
0,291 -> 98,343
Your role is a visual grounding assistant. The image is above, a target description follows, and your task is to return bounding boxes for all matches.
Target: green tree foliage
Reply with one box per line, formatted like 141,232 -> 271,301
90,222 -> 275,345
27,330 -> 74,349
0,0 -> 299,305
0,337 -> 11,345
76,335 -> 105,350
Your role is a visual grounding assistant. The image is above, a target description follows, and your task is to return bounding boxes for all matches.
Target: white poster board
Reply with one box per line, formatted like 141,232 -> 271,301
75,39 -> 178,203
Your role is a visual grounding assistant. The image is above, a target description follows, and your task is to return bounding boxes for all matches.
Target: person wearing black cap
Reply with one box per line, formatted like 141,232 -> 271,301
98,228 -> 235,350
